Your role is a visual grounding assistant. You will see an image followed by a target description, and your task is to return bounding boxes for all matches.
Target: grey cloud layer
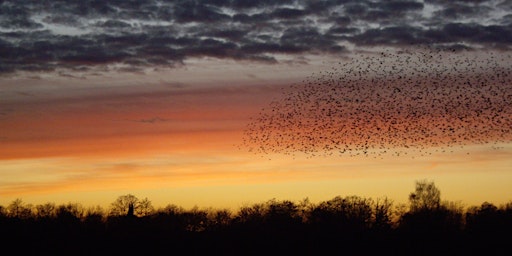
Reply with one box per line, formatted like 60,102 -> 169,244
1,0 -> 511,73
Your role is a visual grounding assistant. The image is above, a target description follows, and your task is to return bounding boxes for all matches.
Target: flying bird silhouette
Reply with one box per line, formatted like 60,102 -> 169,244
241,47 -> 512,159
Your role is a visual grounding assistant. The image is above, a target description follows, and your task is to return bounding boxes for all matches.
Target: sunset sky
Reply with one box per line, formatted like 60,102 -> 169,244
1,0 -> 512,210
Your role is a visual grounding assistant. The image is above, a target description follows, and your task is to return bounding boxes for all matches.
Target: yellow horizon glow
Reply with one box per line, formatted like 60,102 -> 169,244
1,142 -> 511,210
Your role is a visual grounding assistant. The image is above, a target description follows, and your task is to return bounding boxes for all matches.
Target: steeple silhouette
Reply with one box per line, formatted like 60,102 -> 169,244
127,202 -> 134,217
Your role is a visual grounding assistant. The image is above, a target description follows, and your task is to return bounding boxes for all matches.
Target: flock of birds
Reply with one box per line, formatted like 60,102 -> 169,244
242,47 -> 512,159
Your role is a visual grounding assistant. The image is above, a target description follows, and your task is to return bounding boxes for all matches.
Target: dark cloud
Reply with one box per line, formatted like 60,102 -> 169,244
444,23 -> 482,38
42,15 -> 82,26
241,42 -> 305,54
376,1 -> 424,13
350,26 -> 425,46
354,1 -> 423,22
230,0 -> 296,9
281,26 -> 345,53
207,28 -> 249,41
327,16 -> 352,26
0,17 -> 42,30
0,0 -> 510,74
327,26 -> 360,36
434,3 -> 493,20
441,23 -> 512,44
345,3 -> 369,15
425,0 -> 490,4
0,3 -> 41,29
97,20 -> 133,29
185,38 -> 238,57
173,1 -> 231,23
270,8 -> 308,19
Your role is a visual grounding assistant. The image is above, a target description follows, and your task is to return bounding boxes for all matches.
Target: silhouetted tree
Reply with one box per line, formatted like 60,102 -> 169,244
393,203 -> 408,226
54,203 -> 85,235
0,205 -> 6,217
85,205 -> 105,219
56,203 -> 85,220
439,200 -> 465,231
374,197 -> 394,229
83,205 -> 106,233
3,186 -> 512,256
159,204 -> 185,215
464,201 -> 510,255
297,197 -> 314,223
409,180 -> 441,212
35,202 -> 56,219
182,206 -> 208,232
310,195 -> 373,231
136,197 -> 154,217
466,202 -> 500,232
265,199 -> 300,225
235,202 -> 266,225
7,198 -> 32,219
208,209 -> 232,228
152,204 -> 186,232
399,181 -> 474,256
110,194 -> 139,217
502,201 -> 512,213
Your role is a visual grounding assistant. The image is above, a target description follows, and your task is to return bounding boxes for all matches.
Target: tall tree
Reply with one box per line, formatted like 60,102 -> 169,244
409,180 -> 441,212
110,194 -> 139,217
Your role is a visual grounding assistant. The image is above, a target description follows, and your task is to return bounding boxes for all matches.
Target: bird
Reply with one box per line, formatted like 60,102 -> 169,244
241,46 -> 512,159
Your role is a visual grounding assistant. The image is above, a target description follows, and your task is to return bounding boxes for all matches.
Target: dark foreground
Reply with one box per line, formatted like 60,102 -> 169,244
2,199 -> 511,256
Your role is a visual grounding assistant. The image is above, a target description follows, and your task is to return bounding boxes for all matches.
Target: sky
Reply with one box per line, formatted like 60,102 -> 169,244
1,0 -> 512,210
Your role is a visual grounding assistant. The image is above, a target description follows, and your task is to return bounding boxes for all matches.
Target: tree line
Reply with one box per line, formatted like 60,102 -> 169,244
1,180 -> 511,255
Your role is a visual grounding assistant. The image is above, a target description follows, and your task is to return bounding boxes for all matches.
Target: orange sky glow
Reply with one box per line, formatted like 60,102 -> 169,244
1,54 -> 511,211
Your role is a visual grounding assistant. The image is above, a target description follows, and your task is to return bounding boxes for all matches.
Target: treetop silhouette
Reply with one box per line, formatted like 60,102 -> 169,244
1,181 -> 511,256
